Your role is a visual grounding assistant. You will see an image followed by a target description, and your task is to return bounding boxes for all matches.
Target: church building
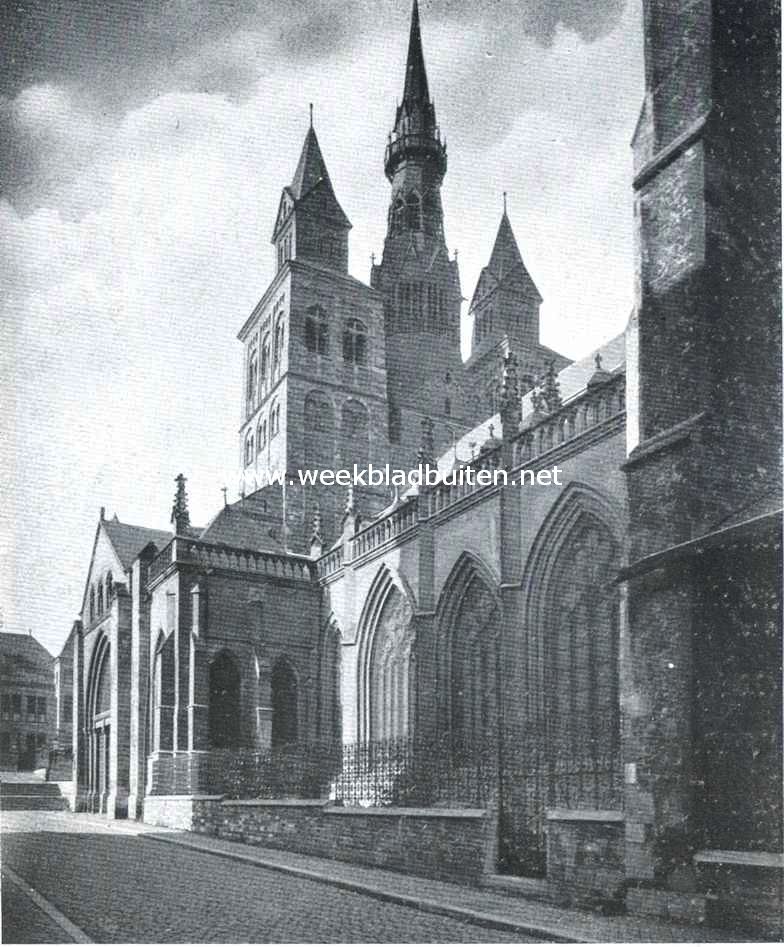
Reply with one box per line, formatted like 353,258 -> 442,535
63,1 -> 782,934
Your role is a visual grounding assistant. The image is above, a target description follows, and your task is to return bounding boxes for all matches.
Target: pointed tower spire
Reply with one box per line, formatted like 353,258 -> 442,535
403,0 -> 430,104
272,120 -> 351,274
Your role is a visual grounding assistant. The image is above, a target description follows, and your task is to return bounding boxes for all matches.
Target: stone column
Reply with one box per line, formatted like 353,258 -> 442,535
187,581 -> 210,791
70,620 -> 86,812
128,549 -> 153,819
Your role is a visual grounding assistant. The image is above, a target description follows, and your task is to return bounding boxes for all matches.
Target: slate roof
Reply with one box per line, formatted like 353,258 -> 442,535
199,497 -> 286,554
429,329 -> 627,480
102,518 -> 173,570
0,632 -> 53,665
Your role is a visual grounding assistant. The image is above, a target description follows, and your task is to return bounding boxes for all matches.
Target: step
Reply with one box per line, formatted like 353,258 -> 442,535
0,795 -> 69,811
0,781 -> 63,796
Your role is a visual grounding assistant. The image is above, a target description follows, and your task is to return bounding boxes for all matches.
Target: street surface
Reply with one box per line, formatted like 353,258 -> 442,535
1,811 -> 532,943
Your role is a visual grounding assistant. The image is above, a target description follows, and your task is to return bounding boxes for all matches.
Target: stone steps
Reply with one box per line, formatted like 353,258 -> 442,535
0,781 -> 69,810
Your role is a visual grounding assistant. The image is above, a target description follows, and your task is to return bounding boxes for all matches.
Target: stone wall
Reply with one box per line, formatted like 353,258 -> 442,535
546,811 -> 625,910
144,796 -> 489,884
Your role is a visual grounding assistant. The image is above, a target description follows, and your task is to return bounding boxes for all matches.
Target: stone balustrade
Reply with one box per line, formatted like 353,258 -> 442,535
350,497 -> 419,560
318,372 -> 626,579
148,536 -> 314,586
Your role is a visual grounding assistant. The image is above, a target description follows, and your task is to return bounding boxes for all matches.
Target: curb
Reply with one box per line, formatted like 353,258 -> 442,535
143,832 -> 577,942
2,867 -> 93,944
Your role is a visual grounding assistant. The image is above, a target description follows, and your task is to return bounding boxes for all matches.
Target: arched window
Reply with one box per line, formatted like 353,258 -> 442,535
406,192 -> 422,231
246,349 -> 258,412
447,570 -> 499,750
260,334 -> 270,387
257,418 -> 266,453
542,515 -> 619,801
444,397 -> 451,417
244,431 -> 254,465
270,401 -> 280,438
105,572 -> 113,604
341,399 -> 370,468
304,391 -> 334,434
97,580 -> 104,615
342,318 -> 368,366
271,658 -> 298,747
305,392 -> 334,468
304,305 -> 329,355
209,652 -> 241,749
273,317 -> 285,374
89,586 -> 96,621
368,587 -> 413,742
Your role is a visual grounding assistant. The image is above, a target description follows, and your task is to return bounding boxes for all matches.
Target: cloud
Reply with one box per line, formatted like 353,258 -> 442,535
0,1 -> 630,211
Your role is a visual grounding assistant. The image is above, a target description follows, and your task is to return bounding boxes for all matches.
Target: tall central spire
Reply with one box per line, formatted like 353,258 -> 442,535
385,0 -> 446,182
403,0 -> 429,104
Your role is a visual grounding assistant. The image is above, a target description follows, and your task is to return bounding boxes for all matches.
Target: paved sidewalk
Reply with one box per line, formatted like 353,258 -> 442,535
77,814 -> 748,943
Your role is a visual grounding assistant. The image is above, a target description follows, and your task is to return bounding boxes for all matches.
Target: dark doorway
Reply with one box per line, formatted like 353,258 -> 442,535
208,652 -> 241,749
271,659 -> 298,747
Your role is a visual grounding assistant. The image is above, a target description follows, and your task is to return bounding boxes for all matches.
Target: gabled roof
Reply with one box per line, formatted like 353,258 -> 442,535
487,213 -> 541,295
272,126 -> 351,241
470,212 -> 541,312
102,518 -> 173,571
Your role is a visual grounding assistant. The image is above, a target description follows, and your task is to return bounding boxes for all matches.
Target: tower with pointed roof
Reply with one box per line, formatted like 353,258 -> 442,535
237,119 -> 390,552
370,0 -> 471,469
466,207 -> 570,416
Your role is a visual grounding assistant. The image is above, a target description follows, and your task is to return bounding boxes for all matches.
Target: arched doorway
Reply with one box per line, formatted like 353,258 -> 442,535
271,659 -> 298,747
88,639 -> 111,812
208,652 -> 241,749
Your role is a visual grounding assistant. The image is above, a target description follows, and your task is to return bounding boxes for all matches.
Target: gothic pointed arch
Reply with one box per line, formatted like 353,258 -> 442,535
357,565 -> 416,742
86,634 -> 111,721
521,482 -> 623,814
208,649 -> 242,749
435,553 -> 501,751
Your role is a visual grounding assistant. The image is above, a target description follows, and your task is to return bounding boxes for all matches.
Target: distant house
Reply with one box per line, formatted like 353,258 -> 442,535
0,632 -> 55,770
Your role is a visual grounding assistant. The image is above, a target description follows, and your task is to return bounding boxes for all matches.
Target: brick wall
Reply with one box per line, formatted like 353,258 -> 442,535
145,796 -> 489,884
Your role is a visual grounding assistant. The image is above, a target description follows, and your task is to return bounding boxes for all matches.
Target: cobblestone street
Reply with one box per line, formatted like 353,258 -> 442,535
1,811 -> 532,943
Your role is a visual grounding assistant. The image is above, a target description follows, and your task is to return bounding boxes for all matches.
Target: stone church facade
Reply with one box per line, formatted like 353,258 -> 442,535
63,0 -> 781,933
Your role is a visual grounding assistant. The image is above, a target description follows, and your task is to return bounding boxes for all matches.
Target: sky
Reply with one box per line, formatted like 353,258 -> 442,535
1,0 -> 644,655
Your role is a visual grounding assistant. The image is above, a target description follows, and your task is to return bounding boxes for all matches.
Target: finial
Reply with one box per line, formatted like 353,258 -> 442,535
503,191 -> 507,215
345,484 -> 355,515
595,352 -> 603,371
416,416 -> 435,469
540,358 -> 563,413
454,248 -> 459,261
99,506 -> 105,521
221,486 -> 228,507
171,473 -> 191,534
309,102 -> 313,128
371,251 -> 376,266
309,502 -> 323,556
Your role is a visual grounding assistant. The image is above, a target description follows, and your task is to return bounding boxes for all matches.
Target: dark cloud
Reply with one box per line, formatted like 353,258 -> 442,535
0,0 -> 629,211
